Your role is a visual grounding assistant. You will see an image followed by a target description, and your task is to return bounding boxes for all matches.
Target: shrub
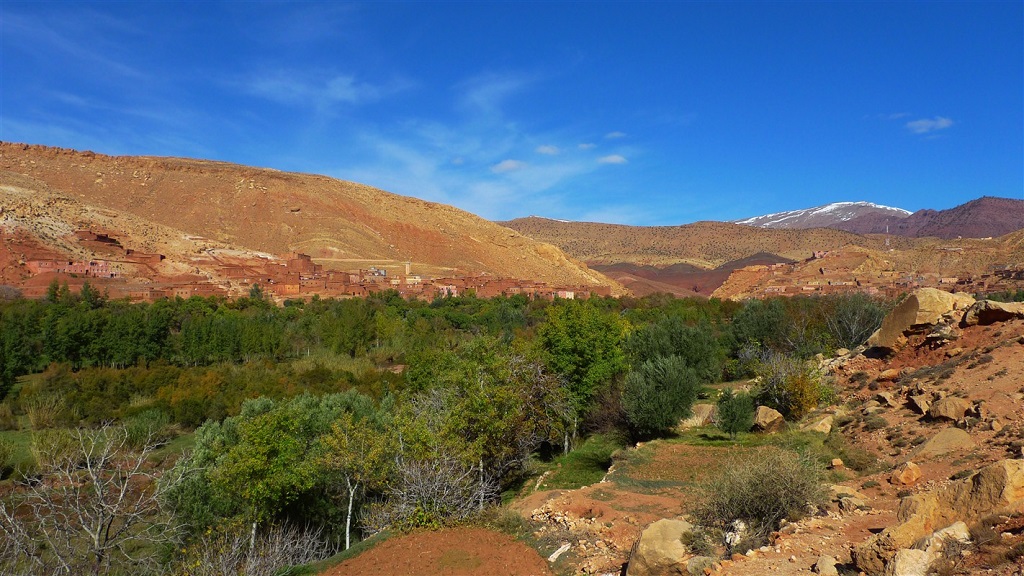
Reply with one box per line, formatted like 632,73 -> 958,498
622,356 -> 700,438
864,415 -> 888,431
753,353 -> 831,420
716,388 -> 755,440
124,408 -> 172,449
691,447 -> 827,547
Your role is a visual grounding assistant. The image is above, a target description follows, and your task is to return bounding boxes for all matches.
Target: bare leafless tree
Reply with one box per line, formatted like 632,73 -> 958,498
176,523 -> 335,576
0,426 -> 183,576
361,453 -> 497,533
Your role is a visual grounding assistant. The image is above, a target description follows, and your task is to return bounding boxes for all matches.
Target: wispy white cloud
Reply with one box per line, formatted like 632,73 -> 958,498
491,159 -> 527,173
578,143 -> 596,150
2,10 -> 146,80
598,154 -> 628,165
536,145 -> 560,155
604,131 -> 627,139
886,112 -> 911,120
244,71 -> 403,111
906,116 -> 954,134
457,72 -> 534,116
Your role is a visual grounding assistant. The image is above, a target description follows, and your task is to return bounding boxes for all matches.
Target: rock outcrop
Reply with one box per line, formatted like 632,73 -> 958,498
961,299 -> 1024,327
911,428 -> 975,460
867,288 -> 975,351
854,459 -> 1024,575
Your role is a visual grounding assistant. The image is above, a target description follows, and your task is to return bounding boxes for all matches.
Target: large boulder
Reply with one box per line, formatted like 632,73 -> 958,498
626,518 -> 693,576
961,300 -> 1024,327
854,459 -> 1024,575
912,428 -> 975,460
752,406 -> 785,433
927,397 -> 971,421
883,549 -> 933,576
867,289 -> 974,350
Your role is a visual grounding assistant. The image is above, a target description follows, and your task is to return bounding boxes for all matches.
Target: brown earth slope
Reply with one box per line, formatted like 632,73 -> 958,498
0,143 -> 620,293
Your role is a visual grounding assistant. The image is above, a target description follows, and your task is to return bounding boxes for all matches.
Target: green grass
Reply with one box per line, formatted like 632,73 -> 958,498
0,429 -> 35,475
536,433 -> 626,490
150,431 -> 195,462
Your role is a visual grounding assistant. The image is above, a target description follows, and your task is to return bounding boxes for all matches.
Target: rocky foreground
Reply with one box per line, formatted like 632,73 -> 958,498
519,289 -> 1024,576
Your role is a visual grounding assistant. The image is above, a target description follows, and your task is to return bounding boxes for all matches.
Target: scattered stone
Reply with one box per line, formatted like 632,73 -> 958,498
908,394 -> 931,415
753,406 -> 785,433
626,519 -> 693,576
835,348 -> 850,357
924,324 -> 960,344
878,368 -> 901,382
830,458 -> 845,469
944,347 -> 964,358
990,419 -> 1004,432
876,392 -> 899,408
912,427 -> 975,460
928,397 -> 971,422
813,554 -> 840,576
840,496 -> 866,512
547,542 -> 571,563
802,414 -> 834,434
890,462 -> 922,486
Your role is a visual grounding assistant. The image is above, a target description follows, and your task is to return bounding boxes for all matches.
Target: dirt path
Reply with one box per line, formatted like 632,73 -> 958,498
321,527 -> 553,576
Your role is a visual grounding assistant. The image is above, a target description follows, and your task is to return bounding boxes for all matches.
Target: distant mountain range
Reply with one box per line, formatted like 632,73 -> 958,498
732,201 -> 911,230
734,197 -> 1024,239
502,196 -> 1024,297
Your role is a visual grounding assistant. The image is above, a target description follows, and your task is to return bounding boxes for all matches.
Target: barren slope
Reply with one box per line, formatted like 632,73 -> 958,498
0,143 -> 619,292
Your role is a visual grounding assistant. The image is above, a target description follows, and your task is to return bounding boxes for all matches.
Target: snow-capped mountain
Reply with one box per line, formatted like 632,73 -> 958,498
732,201 -> 912,230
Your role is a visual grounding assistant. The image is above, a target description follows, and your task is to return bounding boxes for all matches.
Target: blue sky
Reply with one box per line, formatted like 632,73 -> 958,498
2,1 -> 1021,225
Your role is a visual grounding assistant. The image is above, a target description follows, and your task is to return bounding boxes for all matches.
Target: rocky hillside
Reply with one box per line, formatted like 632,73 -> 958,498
500,217 -> 884,269
835,196 -> 1024,239
0,143 -> 620,293
513,289 -> 1024,576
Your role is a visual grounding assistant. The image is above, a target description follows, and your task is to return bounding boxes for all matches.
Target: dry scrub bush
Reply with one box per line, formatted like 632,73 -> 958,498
691,447 -> 827,549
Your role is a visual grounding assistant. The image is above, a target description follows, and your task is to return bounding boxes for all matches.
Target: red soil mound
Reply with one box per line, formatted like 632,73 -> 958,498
323,527 -> 552,576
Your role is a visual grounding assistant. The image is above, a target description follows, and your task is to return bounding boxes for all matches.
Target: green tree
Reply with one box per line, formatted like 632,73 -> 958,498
625,316 -> 723,384
319,410 -> 394,549
716,388 -> 755,440
621,355 -> 700,438
537,300 -> 627,443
